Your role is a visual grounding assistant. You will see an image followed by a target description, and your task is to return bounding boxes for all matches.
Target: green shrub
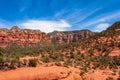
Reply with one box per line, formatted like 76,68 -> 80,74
8,63 -> 16,70
28,59 -> 37,67
88,49 -> 94,56
0,56 -> 4,64
113,56 -> 120,66
117,77 -> 120,80
50,53 -> 63,62
63,59 -> 72,67
80,67 -> 88,75
106,77 -> 113,80
41,55 -> 51,63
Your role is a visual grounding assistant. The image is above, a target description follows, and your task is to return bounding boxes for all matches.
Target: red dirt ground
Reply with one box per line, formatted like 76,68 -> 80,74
0,66 -> 82,80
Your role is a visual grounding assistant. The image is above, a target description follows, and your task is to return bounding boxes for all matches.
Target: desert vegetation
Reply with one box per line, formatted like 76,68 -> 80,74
0,22 -> 120,80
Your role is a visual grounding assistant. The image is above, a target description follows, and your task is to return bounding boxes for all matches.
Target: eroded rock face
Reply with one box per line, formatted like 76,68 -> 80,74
49,30 -> 95,43
0,26 -> 51,47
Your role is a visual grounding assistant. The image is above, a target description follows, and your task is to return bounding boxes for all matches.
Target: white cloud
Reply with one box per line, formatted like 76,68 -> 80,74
20,19 -> 71,33
101,11 -> 120,21
94,23 -> 110,32
80,10 -> 120,28
0,19 -> 11,28
66,7 -> 102,24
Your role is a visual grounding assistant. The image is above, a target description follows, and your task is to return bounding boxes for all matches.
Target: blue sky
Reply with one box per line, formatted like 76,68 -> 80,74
0,0 -> 120,33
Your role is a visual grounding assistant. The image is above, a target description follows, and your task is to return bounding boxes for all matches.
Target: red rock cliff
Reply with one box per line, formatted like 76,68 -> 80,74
0,26 -> 51,47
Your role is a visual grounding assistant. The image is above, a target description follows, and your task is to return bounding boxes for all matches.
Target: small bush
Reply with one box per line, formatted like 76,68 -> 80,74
117,77 -> 120,80
106,77 -> 113,80
80,67 -> 88,75
41,55 -> 51,63
50,53 -> 63,62
63,59 -> 72,66
0,56 -> 4,64
8,63 -> 16,70
28,59 -> 37,67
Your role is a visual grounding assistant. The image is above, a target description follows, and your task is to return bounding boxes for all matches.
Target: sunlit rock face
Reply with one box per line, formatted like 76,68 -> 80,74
49,30 -> 95,43
0,26 -> 51,48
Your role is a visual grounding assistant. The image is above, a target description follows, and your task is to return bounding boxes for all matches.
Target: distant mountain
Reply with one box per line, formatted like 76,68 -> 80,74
48,29 -> 95,43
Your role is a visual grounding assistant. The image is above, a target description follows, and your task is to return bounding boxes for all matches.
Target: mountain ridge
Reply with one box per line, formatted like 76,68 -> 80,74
0,21 -> 120,48
48,29 -> 95,43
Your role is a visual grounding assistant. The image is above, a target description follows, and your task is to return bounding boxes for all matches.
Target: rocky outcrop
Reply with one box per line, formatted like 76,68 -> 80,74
0,26 -> 95,47
48,30 -> 95,43
0,26 -> 51,48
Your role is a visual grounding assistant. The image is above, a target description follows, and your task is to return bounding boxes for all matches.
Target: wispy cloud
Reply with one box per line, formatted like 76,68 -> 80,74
53,0 -> 120,31
20,19 -> 71,33
0,19 -> 11,28
99,11 -> 120,21
53,7 -> 102,31
19,0 -> 31,12
94,23 -> 110,32
74,8 -> 102,23
19,7 -> 27,12
80,10 -> 120,28
54,9 -> 67,18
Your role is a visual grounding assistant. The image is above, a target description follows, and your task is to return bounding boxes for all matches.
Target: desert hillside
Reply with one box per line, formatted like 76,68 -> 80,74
0,21 -> 120,80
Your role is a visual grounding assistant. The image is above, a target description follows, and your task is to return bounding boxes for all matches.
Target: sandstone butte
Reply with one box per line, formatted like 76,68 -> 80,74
49,30 -> 94,43
0,26 -> 51,48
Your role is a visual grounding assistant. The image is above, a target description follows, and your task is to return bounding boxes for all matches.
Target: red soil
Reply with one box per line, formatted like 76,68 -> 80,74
0,66 -> 82,80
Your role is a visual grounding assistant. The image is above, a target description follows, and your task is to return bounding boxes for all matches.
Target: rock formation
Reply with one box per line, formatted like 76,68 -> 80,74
0,26 -> 51,47
48,30 -> 95,43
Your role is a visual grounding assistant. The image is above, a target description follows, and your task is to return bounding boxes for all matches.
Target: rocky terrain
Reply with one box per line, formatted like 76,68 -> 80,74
0,26 -> 95,48
48,30 -> 95,43
0,26 -> 51,48
0,21 -> 120,80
